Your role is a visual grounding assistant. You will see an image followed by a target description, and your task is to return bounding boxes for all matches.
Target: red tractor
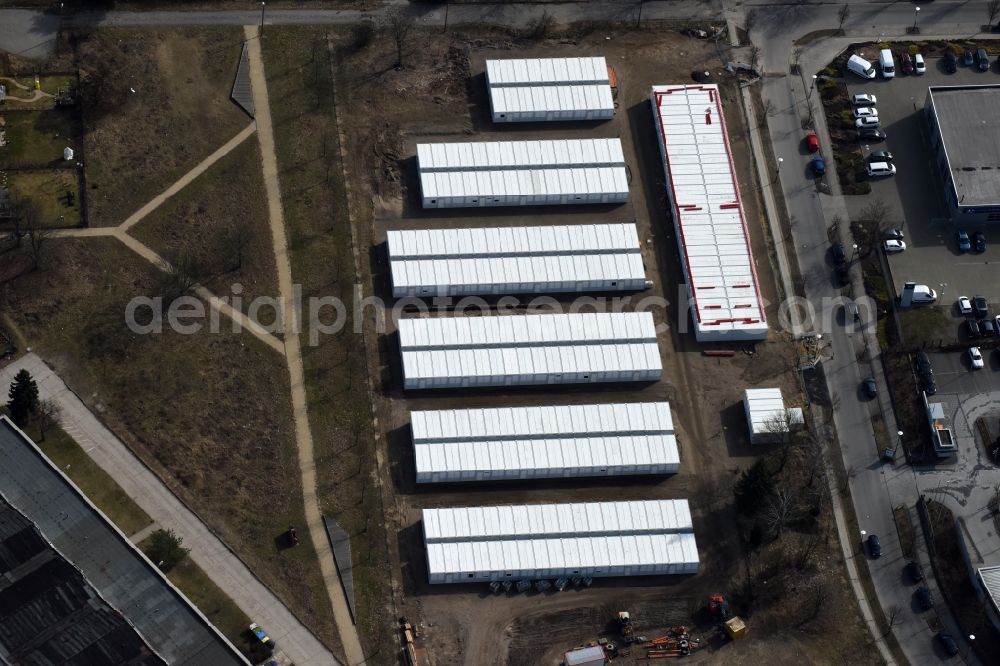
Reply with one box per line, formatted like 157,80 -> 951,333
708,594 -> 730,620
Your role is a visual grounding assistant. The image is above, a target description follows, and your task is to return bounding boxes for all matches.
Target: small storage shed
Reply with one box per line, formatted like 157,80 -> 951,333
743,388 -> 802,444
564,645 -> 606,666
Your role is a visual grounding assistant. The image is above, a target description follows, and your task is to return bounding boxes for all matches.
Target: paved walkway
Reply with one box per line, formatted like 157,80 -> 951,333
0,354 -> 339,666
244,25 -> 364,666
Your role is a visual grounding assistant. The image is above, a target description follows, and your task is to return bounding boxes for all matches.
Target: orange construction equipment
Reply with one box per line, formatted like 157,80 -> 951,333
708,594 -> 730,619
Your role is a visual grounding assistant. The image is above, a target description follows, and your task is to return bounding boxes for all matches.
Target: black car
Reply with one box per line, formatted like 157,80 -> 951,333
870,150 -> 894,162
915,350 -> 932,373
831,243 -> 847,265
906,560 -> 924,582
944,50 -> 958,73
983,319 -> 997,337
858,127 -> 887,142
975,294 -> 989,318
963,49 -> 975,66
863,377 -> 878,399
978,48 -> 990,71
867,534 -> 882,558
885,227 -> 904,240
968,318 -> 982,339
938,632 -> 959,656
925,378 -> 938,396
974,230 -> 987,252
916,586 -> 934,610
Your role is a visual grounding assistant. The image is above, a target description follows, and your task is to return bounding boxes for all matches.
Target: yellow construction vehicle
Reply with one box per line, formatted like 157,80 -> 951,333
617,611 -> 634,643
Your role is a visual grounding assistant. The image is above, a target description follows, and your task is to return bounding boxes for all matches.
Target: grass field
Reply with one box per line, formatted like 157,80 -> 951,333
262,26 -> 391,661
16,421 -> 154,536
0,108 -> 81,167
131,136 -> 278,307
6,169 -> 82,227
0,236 -> 336,647
78,27 -> 248,226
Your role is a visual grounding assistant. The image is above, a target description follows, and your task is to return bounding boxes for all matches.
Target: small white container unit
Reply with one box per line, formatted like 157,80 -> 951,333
397,311 -> 662,389
416,138 -> 629,208
410,402 -> 680,482
423,499 -> 700,583
387,223 -> 646,297
485,57 -> 614,123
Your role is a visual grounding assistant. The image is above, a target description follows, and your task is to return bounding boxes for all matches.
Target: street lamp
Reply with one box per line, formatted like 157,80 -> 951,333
966,634 -> 975,660
260,1 -> 265,31
913,6 -> 921,33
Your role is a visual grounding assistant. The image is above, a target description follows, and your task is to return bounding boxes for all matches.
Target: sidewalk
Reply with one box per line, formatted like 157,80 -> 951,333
0,353 -> 339,666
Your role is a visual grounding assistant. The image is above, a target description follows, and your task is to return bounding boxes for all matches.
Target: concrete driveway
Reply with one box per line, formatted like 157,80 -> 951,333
843,58 -> 1000,311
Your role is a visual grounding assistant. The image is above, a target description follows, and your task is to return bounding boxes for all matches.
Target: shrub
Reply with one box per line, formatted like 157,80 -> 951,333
144,529 -> 189,572
909,44 -> 920,55
841,109 -> 855,127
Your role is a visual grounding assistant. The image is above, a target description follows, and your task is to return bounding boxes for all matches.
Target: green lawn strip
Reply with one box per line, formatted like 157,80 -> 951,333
6,169 -> 81,227
0,108 -> 81,167
130,137 -> 279,307
25,422 -> 154,536
892,505 -> 914,559
896,306 -> 952,348
0,236 -> 336,650
262,26 -> 392,662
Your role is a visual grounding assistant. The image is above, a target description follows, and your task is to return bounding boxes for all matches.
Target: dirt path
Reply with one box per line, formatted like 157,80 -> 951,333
243,24 -> 364,666
0,75 -> 53,103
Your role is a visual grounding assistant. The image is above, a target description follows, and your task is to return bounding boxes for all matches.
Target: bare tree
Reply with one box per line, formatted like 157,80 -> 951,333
220,221 -> 255,271
525,10 -> 555,40
838,4 -> 851,34
383,7 -> 414,69
36,398 -> 62,441
750,45 -> 762,71
885,604 -> 903,634
988,0 -> 1000,28
856,198 -> 891,255
160,249 -> 205,300
763,488 -> 798,539
23,206 -> 52,271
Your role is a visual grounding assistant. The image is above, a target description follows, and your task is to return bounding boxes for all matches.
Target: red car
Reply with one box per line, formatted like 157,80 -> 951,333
806,132 -> 820,153
900,52 -> 914,75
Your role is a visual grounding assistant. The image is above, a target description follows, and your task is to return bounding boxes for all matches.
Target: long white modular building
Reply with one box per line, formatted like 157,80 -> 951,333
387,223 -> 647,297
416,139 -> 629,208
650,84 -> 768,342
411,402 -> 679,482
423,499 -> 699,583
486,57 -> 615,123
398,312 -> 662,389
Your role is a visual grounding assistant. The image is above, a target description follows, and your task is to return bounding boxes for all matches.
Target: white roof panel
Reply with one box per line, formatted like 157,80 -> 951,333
486,57 -> 609,86
744,387 -> 787,434
650,84 -> 767,340
490,85 -> 614,116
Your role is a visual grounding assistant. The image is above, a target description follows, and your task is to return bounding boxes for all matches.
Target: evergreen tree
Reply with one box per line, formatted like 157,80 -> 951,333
7,370 -> 39,427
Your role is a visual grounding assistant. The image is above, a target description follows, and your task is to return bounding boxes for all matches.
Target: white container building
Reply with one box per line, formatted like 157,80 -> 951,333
485,57 -> 614,123
743,387 -> 803,444
398,312 -> 662,389
410,402 -> 680,482
422,499 -> 699,583
387,223 -> 646,297
416,138 -> 629,208
650,84 -> 768,342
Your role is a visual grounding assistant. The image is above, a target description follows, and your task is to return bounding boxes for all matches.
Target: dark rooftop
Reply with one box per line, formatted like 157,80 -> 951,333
0,417 -> 247,666
930,85 -> 1000,206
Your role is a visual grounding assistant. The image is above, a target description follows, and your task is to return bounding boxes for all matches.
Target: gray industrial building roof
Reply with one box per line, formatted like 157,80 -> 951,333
929,85 -> 1000,206
0,417 -> 247,666
0,498 -> 165,665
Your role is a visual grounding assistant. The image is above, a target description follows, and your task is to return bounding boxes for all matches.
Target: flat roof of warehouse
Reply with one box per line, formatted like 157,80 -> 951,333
0,417 -> 246,666
650,84 -> 766,338
928,85 -> 1000,205
486,57 -> 609,86
416,139 -> 624,171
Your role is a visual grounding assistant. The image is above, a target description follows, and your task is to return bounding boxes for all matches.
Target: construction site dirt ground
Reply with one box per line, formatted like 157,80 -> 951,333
332,22 -> 876,665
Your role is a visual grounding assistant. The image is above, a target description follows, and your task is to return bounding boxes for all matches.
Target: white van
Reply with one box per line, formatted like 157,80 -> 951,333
912,285 -> 938,303
847,54 -> 877,79
879,49 -> 895,78
866,161 -> 896,178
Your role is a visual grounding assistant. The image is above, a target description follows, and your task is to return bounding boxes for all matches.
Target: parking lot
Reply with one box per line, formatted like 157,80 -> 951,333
843,52 -> 1000,315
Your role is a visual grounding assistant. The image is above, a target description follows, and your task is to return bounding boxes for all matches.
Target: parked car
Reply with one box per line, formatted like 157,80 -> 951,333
806,131 -> 820,152
853,106 -> 878,119
884,227 -> 904,240
870,150 -> 894,162
916,586 -> 934,610
958,229 -> 972,252
901,52 -> 914,74
866,161 -> 895,177
831,243 -> 847,265
851,93 -> 877,106
938,632 -> 959,656
977,47 -> 990,71
916,350 -> 932,374
811,155 -> 826,176
969,347 -> 985,369
847,54 -> 877,79
944,50 -> 958,73
963,49 -> 975,67
911,285 -> 938,304
983,319 -> 997,337
867,533 -> 882,558
925,378 -> 938,395
883,239 -> 906,253
906,560 -> 924,582
958,296 -> 973,315
995,314 -> 1000,333
858,127 -> 887,142
915,53 -> 926,74
863,377 -> 878,398
974,230 -> 987,252
975,294 -> 989,318
855,116 -> 881,129
968,318 -> 981,339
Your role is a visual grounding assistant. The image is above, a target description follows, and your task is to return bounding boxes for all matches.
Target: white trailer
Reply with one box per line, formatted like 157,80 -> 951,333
485,57 -> 614,123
